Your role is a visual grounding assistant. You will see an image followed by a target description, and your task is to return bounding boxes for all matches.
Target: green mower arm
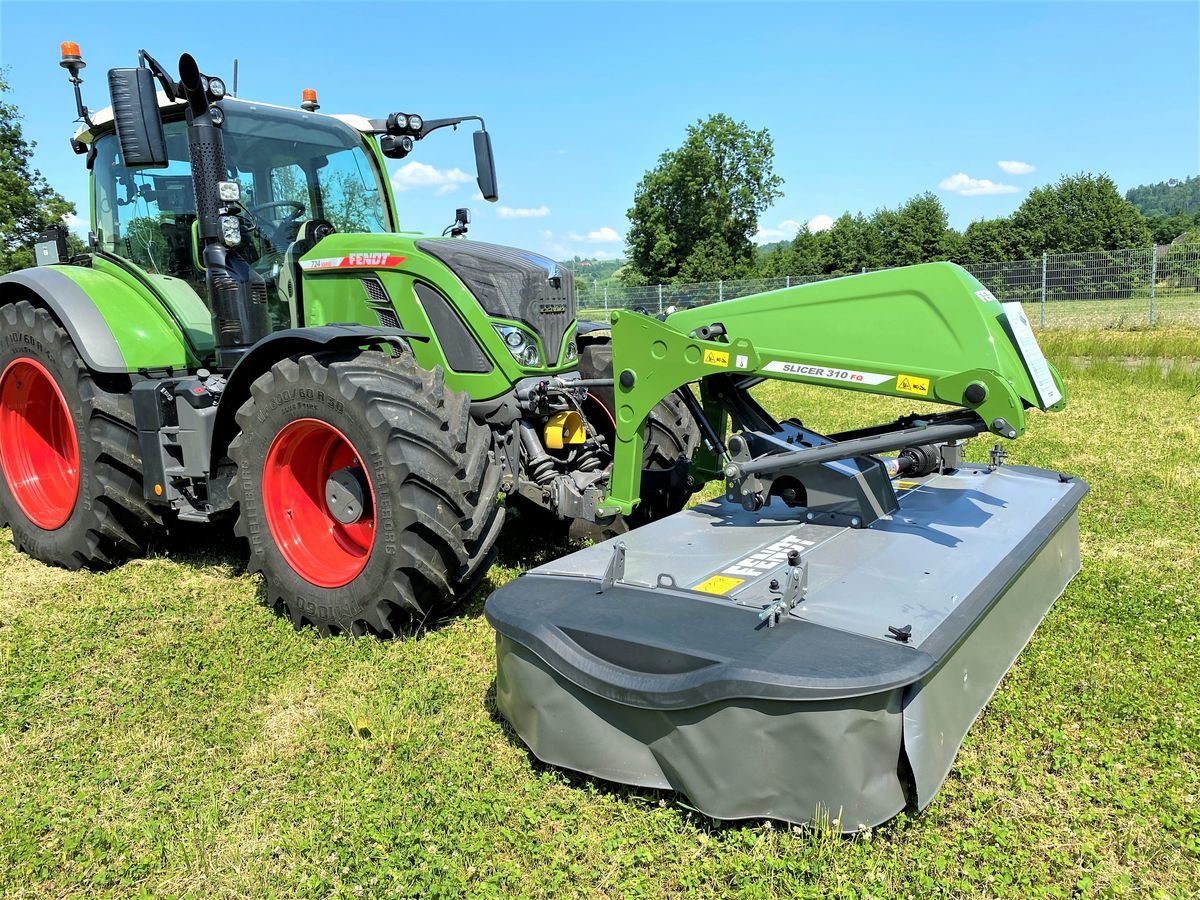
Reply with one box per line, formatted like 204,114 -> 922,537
600,262 -> 1067,517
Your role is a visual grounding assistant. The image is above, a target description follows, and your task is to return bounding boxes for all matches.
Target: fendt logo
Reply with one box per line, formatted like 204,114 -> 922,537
538,303 -> 568,314
300,254 -> 407,271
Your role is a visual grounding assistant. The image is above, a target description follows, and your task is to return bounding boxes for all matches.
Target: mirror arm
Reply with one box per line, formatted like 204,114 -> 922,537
418,115 -> 484,140
137,49 -> 180,102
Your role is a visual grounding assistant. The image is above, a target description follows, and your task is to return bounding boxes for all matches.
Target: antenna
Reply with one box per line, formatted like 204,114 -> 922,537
232,59 -> 238,97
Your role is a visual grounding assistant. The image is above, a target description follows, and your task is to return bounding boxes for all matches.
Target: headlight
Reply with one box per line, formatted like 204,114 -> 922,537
219,214 -> 241,247
208,76 -> 226,99
408,114 -> 423,132
493,324 -> 542,367
217,180 -> 240,202
209,105 -> 225,126
565,341 -> 577,362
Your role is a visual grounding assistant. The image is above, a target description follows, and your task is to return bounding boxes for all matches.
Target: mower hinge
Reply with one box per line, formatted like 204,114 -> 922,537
598,541 -> 626,594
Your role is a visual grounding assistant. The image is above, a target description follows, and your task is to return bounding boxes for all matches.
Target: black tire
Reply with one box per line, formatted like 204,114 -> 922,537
579,341 -> 700,525
229,350 -> 504,636
0,300 -> 161,568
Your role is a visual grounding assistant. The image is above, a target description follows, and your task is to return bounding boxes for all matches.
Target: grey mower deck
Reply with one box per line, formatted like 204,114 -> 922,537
485,464 -> 1087,830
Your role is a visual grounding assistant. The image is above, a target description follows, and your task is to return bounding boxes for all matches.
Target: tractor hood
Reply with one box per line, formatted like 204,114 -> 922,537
416,239 -> 576,364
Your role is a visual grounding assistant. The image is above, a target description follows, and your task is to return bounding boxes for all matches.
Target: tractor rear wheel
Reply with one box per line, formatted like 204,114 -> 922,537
229,350 -> 504,636
0,301 -> 161,568
578,341 -> 700,525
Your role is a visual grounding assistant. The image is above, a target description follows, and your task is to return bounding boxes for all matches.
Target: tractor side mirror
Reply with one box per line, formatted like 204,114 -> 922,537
107,67 -> 168,169
473,129 -> 498,202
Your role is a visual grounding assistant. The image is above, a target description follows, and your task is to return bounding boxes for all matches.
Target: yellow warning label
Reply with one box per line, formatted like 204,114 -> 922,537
895,480 -> 921,490
896,374 -> 930,396
703,349 -> 729,367
693,574 -> 744,595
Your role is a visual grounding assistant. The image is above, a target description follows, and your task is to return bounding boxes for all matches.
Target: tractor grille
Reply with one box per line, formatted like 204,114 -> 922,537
416,239 -> 575,366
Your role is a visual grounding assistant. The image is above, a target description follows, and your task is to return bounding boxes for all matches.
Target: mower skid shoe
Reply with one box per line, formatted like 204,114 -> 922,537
485,463 -> 1088,830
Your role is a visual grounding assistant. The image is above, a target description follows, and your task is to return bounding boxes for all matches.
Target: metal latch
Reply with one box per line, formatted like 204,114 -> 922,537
758,549 -> 808,627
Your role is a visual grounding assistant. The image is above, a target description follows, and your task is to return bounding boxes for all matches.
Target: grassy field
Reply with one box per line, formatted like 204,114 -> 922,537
0,330 -> 1197,897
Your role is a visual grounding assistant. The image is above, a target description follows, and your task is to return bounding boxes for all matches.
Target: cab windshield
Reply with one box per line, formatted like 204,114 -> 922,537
92,98 -> 392,282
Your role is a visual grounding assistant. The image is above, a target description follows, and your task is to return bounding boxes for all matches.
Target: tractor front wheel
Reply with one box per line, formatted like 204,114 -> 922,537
229,350 -> 504,635
0,301 -> 161,568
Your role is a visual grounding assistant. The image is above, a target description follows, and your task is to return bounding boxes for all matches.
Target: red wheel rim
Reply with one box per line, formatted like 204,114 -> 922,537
261,418 -> 375,588
0,357 -> 80,530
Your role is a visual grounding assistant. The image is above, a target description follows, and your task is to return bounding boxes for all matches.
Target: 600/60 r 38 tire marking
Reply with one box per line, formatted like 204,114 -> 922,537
230,350 -> 505,636
0,300 -> 161,568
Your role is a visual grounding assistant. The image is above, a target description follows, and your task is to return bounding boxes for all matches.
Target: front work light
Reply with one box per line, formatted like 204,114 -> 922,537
219,215 -> 242,247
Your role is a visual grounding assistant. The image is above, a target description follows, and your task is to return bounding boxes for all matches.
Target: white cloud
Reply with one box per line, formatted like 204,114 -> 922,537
753,219 -> 803,244
497,205 -> 551,219
938,173 -> 1019,196
997,160 -> 1035,175
61,212 -> 87,236
390,162 -> 471,195
806,213 -> 834,233
567,226 -> 622,243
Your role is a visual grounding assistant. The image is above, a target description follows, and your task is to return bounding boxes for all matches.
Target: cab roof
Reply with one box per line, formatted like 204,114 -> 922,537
73,92 -> 374,144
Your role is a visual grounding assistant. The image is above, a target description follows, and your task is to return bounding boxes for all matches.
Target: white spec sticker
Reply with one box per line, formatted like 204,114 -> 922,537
1002,302 -> 1063,408
763,360 -> 892,385
975,288 -> 999,304
735,354 -> 749,369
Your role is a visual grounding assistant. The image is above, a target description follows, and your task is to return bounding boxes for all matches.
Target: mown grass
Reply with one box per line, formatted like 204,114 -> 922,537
0,330 -> 1197,898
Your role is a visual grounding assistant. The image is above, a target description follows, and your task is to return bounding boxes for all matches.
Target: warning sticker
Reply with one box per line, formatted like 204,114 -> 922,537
895,374 -> 930,396
762,360 -> 891,385
1002,302 -> 1063,408
735,354 -> 749,369
975,289 -> 999,304
693,574 -> 744,595
895,479 -> 921,490
703,349 -> 729,367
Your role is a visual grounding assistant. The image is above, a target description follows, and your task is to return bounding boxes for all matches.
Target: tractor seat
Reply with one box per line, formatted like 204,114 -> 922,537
276,220 -> 335,329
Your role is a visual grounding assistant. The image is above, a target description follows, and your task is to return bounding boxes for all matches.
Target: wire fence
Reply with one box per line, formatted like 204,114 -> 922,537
575,243 -> 1200,330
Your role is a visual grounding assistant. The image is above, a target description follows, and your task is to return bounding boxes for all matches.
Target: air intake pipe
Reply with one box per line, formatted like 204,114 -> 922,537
178,53 -> 269,371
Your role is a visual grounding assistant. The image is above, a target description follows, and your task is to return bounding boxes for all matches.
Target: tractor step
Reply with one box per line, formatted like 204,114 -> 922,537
485,463 -> 1087,830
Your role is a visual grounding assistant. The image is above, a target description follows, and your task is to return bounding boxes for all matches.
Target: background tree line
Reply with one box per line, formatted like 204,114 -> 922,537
618,114 -> 1200,286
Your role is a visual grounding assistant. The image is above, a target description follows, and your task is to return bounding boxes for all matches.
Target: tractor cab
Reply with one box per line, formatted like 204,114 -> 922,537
85,97 -> 396,331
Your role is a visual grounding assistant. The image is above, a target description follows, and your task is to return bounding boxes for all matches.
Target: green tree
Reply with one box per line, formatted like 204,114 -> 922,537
0,74 -> 77,273
1010,173 -> 1151,255
625,113 -> 783,284
891,193 -> 955,265
958,217 -> 1020,264
823,213 -> 881,274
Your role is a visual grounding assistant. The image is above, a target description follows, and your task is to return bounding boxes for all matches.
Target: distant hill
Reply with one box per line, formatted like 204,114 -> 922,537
1126,176 -> 1200,217
558,257 -> 625,283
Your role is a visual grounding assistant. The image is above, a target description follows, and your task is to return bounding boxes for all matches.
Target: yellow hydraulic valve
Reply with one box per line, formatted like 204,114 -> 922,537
544,411 -> 586,449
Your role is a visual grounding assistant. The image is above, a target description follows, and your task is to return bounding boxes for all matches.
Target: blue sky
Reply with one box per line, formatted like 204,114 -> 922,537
2,1 -> 1197,261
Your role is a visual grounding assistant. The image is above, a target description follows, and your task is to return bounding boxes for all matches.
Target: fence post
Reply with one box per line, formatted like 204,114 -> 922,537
786,275 -> 791,288
603,284 -> 608,314
1040,252 -> 1048,327
718,279 -> 723,303
1149,245 -> 1158,326
657,284 -> 663,315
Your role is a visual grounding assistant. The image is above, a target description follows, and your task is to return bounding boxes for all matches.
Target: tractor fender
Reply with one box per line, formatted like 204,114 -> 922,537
210,324 -> 425,471
0,267 -> 128,373
0,265 -> 191,374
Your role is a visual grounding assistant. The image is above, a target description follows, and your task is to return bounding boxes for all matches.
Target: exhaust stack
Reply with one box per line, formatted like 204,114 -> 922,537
178,53 -> 269,371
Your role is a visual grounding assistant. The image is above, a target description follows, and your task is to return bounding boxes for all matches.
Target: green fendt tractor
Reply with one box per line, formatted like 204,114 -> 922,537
0,45 -> 696,634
